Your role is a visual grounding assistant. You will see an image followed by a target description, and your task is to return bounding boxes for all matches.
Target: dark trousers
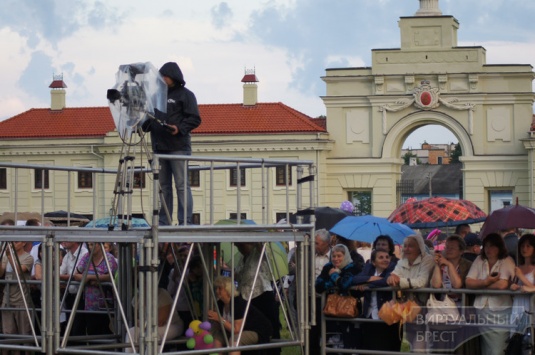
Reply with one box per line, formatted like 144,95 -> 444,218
251,291 -> 281,353
65,293 -> 85,337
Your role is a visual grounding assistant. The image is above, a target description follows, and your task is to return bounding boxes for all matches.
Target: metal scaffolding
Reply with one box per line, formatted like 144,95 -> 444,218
0,155 -> 317,354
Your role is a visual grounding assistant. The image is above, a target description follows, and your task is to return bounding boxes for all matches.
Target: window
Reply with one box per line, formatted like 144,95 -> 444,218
348,191 -> 372,216
275,166 -> 292,186
0,168 -> 6,190
191,213 -> 201,225
189,169 -> 200,188
34,169 -> 49,189
488,189 -> 513,213
229,213 -> 247,220
78,171 -> 93,189
133,171 -> 145,189
230,167 -> 246,187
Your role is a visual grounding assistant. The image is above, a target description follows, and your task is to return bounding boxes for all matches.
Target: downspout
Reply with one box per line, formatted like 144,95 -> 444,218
89,145 -> 105,220
90,145 -> 104,160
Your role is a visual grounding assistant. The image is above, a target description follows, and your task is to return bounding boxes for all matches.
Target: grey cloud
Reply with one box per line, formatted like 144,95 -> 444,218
0,0 -> 124,48
211,2 -> 233,29
247,0 -> 534,97
18,51 -> 55,100
248,0 -> 409,96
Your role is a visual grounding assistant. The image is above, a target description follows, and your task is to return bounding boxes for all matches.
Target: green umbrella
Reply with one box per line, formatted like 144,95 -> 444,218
215,219 -> 289,280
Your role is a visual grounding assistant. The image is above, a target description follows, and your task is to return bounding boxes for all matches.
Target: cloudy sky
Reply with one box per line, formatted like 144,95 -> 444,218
0,0 -> 534,148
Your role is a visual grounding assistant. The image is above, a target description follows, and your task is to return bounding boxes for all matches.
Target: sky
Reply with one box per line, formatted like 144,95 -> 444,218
0,0 -> 534,148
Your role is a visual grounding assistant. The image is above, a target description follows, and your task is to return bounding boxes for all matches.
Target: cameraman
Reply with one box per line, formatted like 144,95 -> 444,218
142,62 -> 201,225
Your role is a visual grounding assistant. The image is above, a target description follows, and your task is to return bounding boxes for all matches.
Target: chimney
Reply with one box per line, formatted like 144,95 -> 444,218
49,73 -> 67,111
241,68 -> 258,106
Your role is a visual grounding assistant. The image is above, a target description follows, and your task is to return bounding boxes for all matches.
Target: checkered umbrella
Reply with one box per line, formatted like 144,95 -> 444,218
388,197 -> 487,229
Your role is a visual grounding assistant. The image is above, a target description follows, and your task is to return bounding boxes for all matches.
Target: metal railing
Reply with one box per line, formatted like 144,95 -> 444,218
0,155 -> 317,354
319,286 -> 535,355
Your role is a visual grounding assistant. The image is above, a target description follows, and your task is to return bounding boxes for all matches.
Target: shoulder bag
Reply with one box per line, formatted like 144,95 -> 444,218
425,293 -> 460,324
323,292 -> 358,318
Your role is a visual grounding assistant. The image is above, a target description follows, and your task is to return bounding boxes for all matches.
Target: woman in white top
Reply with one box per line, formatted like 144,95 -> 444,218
510,233 -> 535,333
466,232 -> 515,355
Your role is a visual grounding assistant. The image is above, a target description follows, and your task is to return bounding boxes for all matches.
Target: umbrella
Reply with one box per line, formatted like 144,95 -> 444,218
479,200 -> 535,238
330,215 -> 414,245
44,210 -> 90,226
294,206 -> 352,230
85,217 -> 150,229
388,197 -> 487,229
216,219 -> 288,280
215,219 -> 257,226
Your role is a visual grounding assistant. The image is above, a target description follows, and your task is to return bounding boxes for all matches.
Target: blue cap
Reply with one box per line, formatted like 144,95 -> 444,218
465,233 -> 481,246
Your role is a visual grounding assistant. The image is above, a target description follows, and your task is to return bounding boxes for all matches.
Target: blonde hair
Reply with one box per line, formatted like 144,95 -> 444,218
214,276 -> 240,297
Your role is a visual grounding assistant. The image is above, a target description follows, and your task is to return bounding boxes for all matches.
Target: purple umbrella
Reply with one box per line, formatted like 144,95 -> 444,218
479,199 -> 535,238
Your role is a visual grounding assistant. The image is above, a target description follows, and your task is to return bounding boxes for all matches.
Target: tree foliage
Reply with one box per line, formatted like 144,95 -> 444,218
402,151 -> 420,165
450,143 -> 462,164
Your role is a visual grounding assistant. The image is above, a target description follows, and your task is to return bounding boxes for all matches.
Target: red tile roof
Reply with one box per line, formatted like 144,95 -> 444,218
49,80 -> 67,89
241,74 -> 259,83
0,102 -> 325,139
0,107 -> 116,138
196,103 -> 325,134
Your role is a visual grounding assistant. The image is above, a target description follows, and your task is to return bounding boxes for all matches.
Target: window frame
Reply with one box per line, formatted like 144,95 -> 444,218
34,168 -> 50,190
229,167 -> 246,188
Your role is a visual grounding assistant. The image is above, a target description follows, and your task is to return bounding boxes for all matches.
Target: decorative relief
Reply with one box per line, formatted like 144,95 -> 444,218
438,75 -> 448,92
468,74 -> 478,91
379,80 -> 476,135
414,80 -> 440,109
414,27 -> 441,47
346,110 -> 370,144
375,76 -> 384,94
486,107 -> 511,142
405,76 -> 415,93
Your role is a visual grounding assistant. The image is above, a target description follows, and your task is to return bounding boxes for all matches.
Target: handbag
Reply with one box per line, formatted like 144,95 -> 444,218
425,293 -> 460,324
378,292 -> 421,325
323,292 -> 358,318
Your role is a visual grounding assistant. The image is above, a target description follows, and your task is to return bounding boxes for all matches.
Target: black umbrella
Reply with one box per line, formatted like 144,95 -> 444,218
294,206 -> 352,231
44,210 -> 90,226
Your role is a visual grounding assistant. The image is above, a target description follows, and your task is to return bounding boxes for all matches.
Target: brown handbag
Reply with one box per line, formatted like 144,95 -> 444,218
323,292 -> 358,318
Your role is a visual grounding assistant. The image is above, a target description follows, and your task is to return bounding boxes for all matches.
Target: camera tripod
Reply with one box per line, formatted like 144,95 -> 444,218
108,124 -> 172,230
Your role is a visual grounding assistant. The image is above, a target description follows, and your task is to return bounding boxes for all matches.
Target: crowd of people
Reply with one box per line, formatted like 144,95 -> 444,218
1,211 -> 534,355
308,223 -> 535,355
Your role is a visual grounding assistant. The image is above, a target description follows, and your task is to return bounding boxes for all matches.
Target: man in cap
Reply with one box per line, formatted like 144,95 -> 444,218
142,62 -> 201,225
462,233 -> 482,262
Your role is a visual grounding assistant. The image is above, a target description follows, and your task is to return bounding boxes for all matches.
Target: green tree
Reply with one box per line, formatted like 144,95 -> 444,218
402,151 -> 419,165
450,143 -> 462,164
349,191 -> 372,216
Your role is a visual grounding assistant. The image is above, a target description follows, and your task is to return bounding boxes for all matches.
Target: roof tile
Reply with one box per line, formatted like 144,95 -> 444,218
0,103 -> 325,139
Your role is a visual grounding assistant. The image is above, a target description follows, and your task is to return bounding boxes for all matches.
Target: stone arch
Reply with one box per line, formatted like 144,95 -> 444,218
382,110 -> 474,159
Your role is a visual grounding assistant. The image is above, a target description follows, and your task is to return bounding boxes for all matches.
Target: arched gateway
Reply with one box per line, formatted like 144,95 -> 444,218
321,0 -> 535,216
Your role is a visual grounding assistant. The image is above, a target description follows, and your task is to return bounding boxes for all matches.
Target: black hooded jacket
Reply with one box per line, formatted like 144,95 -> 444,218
142,62 -> 201,152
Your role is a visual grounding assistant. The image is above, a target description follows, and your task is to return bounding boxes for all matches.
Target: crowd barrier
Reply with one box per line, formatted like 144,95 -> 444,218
320,286 -> 535,355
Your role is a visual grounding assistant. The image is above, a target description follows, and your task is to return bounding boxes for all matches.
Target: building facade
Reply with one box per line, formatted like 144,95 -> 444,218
0,0 -> 534,222
321,0 -> 535,215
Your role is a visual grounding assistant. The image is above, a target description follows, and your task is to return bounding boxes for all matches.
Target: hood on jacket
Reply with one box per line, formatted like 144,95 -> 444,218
401,233 -> 431,260
159,62 -> 186,87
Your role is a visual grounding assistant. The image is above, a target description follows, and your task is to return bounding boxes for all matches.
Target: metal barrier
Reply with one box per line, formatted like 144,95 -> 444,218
319,286 -> 535,355
0,155 -> 317,354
